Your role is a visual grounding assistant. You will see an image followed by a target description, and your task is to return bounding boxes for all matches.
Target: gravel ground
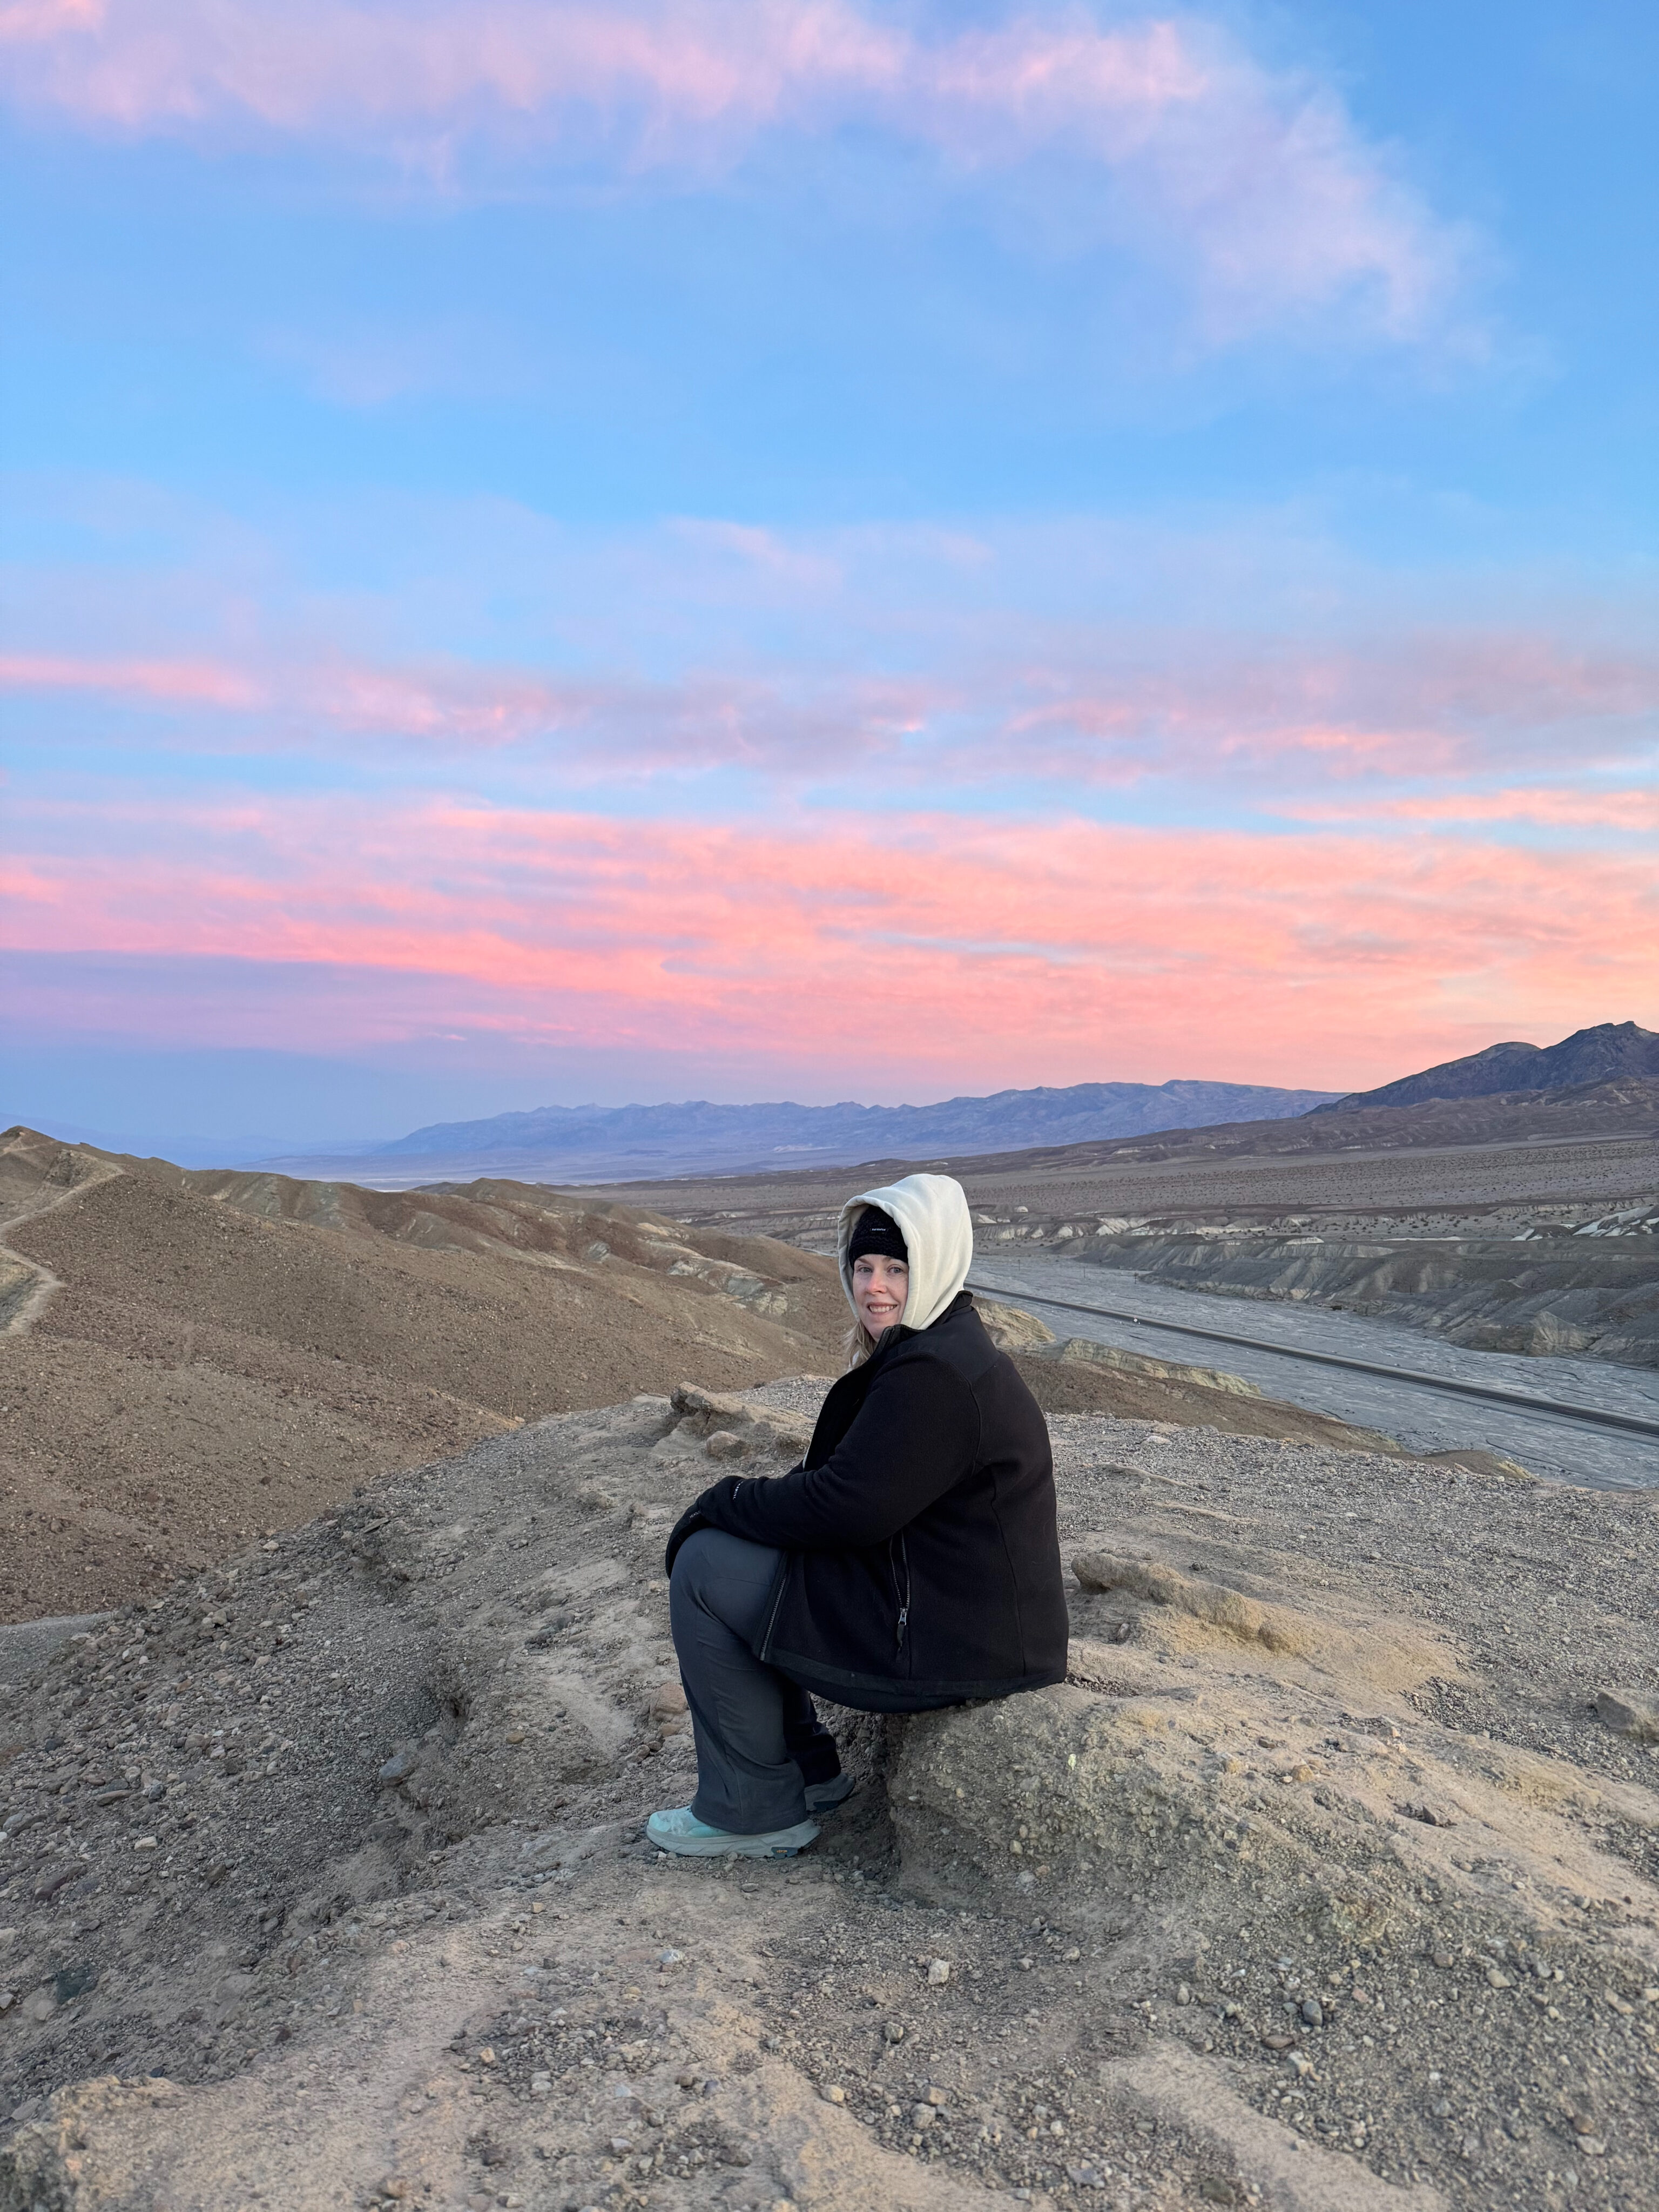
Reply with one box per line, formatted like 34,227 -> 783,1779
0,1371 -> 1655,2212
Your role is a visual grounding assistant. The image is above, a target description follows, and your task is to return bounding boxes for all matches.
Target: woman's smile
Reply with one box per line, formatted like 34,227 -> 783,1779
852,1252 -> 909,1336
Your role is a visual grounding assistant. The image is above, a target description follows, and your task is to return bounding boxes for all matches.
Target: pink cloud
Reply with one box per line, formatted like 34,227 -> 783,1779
6,793 -> 1654,1088
1005,699 -> 1465,784
0,3 -> 1466,341
0,2 -> 98,33
1289,787 -> 1659,831
0,652 -> 265,708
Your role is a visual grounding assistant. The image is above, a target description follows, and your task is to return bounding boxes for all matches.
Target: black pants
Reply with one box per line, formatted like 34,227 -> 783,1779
669,1528 -> 839,1833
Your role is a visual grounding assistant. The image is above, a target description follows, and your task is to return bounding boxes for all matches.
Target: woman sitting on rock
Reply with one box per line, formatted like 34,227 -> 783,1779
650,1170 -> 1067,1859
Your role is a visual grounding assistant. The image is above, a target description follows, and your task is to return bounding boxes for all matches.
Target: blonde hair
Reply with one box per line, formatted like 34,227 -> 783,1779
843,1320 -> 879,1371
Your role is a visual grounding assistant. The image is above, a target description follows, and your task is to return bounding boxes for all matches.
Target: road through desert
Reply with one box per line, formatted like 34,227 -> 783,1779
965,1254 -> 1659,1491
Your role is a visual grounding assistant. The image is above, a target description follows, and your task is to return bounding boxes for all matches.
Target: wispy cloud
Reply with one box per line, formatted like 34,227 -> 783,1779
1003,629 -> 1659,785
0,645 -> 934,777
1290,787 -> 1659,831
6,619 -> 1652,807
7,791 -> 1655,1087
0,3 -> 1472,345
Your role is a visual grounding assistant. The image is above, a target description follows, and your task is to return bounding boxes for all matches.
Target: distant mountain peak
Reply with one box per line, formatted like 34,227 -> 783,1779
1314,1021 -> 1659,1115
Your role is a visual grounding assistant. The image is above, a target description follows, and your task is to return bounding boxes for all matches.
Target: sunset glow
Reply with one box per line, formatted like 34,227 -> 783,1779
2,3 -> 1654,1145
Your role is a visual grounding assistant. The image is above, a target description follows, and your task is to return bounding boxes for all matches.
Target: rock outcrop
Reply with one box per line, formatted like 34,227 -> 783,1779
651,1381 -> 817,1469
1068,1228 -> 1659,1368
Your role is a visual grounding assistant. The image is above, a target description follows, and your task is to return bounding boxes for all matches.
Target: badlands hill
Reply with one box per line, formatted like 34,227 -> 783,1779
0,1126 -> 844,1623
2,1134 -> 1657,2210
0,1128 -> 1405,1626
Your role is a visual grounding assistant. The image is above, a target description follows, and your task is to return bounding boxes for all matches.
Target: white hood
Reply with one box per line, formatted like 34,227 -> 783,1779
837,1172 -> 975,1336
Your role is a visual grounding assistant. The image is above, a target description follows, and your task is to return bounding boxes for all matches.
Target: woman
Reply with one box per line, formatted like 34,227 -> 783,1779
649,1170 -> 1068,1859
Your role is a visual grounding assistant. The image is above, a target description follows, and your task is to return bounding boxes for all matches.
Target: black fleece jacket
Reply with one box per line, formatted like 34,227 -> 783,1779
663,1293 -> 1068,1712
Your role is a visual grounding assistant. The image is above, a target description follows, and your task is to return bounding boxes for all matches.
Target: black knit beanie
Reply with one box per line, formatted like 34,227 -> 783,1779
847,1205 -> 908,1265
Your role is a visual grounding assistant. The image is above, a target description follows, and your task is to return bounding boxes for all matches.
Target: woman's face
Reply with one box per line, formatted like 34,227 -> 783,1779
852,1251 -> 909,1337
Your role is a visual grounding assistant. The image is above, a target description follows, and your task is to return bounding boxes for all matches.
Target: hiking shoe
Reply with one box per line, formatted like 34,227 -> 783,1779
645,1806 -> 820,1860
804,1772 -> 856,1813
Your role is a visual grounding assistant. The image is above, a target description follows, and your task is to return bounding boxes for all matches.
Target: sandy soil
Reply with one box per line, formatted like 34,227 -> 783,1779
0,1381 -> 1655,2212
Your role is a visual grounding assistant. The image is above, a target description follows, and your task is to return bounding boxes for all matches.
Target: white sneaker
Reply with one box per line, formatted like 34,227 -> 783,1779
645,1805 -> 820,1859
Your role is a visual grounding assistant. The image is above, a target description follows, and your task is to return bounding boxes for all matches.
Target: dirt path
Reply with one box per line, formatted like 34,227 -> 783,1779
0,1136 -> 123,1339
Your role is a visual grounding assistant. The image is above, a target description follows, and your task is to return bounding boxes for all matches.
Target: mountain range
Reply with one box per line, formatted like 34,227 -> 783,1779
247,1020 -> 1655,1187
259,1078 -> 1338,1186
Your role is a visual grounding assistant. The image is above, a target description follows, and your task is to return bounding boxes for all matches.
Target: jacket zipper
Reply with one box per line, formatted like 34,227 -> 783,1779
894,1533 -> 913,1659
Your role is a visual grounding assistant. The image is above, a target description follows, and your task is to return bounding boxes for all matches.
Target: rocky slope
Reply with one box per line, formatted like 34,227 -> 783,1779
1,1382 -> 1655,2211
0,1127 -> 846,1622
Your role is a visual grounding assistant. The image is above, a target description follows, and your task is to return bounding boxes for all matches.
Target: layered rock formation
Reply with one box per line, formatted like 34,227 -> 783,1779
1066,1228 -> 1659,1369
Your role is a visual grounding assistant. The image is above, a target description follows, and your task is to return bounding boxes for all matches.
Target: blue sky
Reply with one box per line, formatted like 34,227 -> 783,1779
2,1 -> 1654,1155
